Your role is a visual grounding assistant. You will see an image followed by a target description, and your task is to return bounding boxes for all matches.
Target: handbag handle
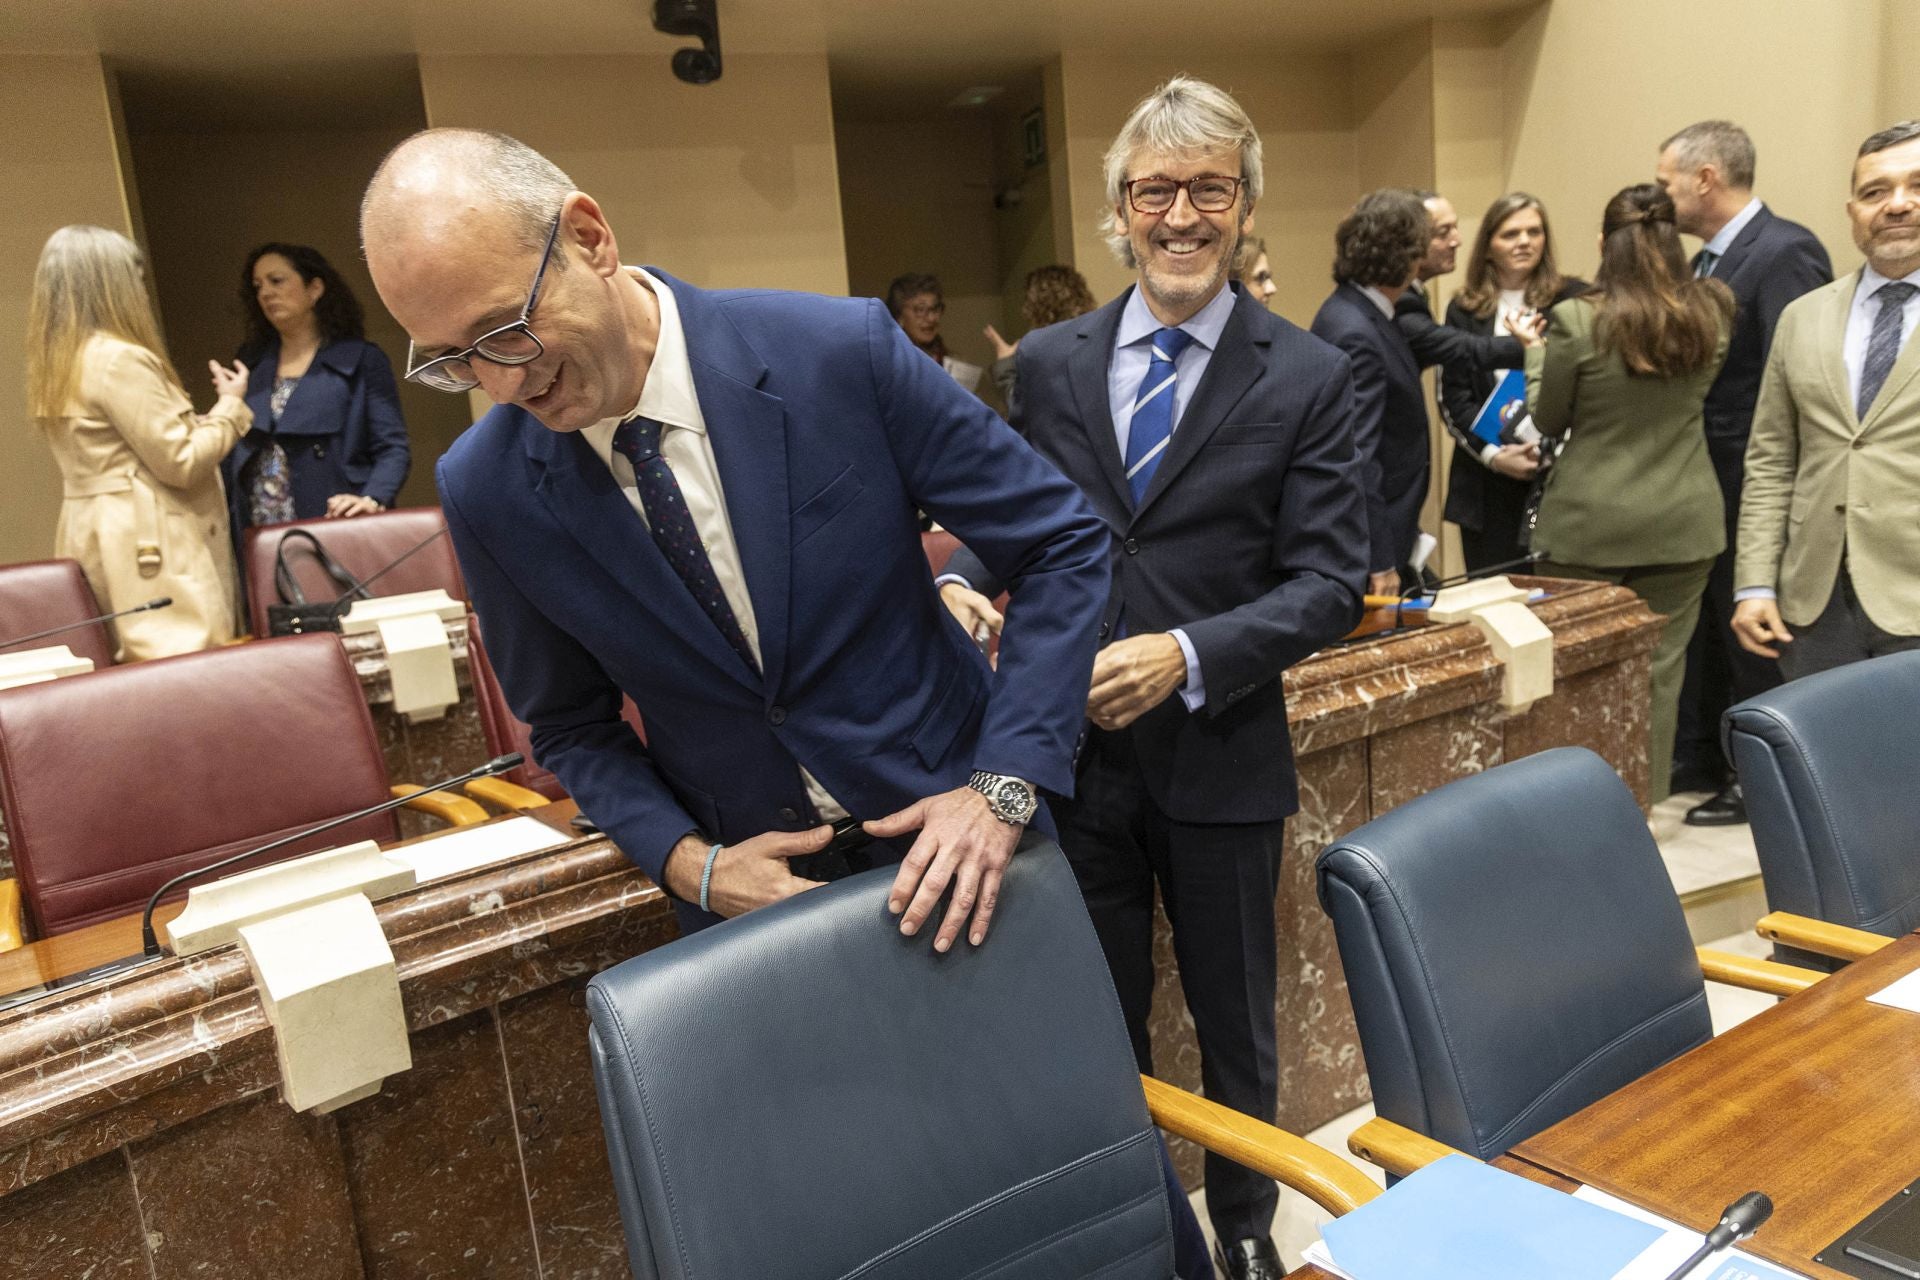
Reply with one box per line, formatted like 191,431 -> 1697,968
272,528 -> 365,606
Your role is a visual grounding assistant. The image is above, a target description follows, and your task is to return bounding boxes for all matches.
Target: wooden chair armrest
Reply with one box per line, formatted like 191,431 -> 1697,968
0,878 -> 21,953
464,777 -> 553,813
1755,911 -> 1890,963
389,784 -> 490,828
1141,1075 -> 1379,1216
1696,946 -> 1820,997
1346,1116 -> 1467,1179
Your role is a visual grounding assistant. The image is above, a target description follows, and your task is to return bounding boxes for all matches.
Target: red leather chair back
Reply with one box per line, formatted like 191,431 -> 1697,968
0,634 -> 398,939
920,530 -> 1006,661
241,508 -> 467,637
0,558 -> 114,670
467,616 -> 644,801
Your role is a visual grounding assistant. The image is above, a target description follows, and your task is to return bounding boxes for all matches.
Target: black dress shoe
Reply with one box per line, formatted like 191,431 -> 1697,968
1684,781 -> 1747,826
1215,1236 -> 1285,1280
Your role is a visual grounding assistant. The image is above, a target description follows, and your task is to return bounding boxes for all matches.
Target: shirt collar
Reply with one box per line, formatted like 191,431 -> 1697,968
590,266 -> 704,435
1359,285 -> 1397,320
1116,279 -> 1237,352
1861,261 -> 1920,297
1702,197 -> 1765,258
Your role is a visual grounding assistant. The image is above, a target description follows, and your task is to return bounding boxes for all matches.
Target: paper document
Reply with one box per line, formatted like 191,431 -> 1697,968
1573,1186 -> 1804,1280
943,356 -> 984,392
388,814 -> 573,883
1318,1154 -> 1663,1279
1868,966 -> 1920,1012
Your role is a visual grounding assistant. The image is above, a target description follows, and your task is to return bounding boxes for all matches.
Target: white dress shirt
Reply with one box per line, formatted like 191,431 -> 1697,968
1843,263 -> 1920,406
580,267 -> 847,821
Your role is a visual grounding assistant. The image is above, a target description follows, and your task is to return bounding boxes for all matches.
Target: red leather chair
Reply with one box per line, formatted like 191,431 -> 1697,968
240,508 -> 467,637
0,558 -> 115,670
464,615 -> 645,812
0,633 -> 485,945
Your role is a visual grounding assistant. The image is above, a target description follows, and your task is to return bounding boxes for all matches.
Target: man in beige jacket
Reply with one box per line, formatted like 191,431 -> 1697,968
1734,121 -> 1920,677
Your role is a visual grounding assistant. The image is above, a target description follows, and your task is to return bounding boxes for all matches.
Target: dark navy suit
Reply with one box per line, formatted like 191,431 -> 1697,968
947,282 -> 1367,1248
1675,206 -> 1833,785
1311,283 -> 1428,576
228,337 -> 411,533
437,273 -> 1108,934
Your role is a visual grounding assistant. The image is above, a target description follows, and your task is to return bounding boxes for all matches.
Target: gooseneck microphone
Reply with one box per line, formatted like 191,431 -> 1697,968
0,597 -> 172,653
1662,1191 -> 1774,1280
137,752 -> 524,957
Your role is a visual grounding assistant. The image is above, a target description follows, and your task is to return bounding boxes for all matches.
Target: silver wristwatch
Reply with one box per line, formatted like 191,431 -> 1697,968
968,770 -> 1037,826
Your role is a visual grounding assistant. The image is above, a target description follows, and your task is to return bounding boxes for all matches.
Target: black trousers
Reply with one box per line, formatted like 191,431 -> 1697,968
1675,434 -> 1782,783
1052,726 -> 1285,1246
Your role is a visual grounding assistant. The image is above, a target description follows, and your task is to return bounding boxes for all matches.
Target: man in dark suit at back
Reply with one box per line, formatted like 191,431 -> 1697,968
939,76 -> 1368,1280
1657,119 -> 1833,824
1311,190 -> 1435,597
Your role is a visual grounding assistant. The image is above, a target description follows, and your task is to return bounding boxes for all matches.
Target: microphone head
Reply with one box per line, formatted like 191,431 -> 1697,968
145,597 -> 174,609
477,753 -> 526,776
1722,1191 -> 1773,1236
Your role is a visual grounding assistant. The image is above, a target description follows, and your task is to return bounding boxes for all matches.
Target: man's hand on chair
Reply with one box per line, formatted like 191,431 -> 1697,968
868,787 -> 1021,953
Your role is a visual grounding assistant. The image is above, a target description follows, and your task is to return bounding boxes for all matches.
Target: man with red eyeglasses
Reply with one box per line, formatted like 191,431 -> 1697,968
941,77 -> 1368,1280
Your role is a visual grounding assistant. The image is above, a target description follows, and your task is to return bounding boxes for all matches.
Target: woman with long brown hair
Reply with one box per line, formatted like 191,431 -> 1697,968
25,225 -> 251,660
1526,183 -> 1735,801
1440,193 -> 1588,569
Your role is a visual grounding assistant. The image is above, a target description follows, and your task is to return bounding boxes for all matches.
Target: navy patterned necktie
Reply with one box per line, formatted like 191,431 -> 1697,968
1692,248 -> 1719,279
1857,282 -> 1918,419
1123,327 -> 1196,505
612,416 -> 760,674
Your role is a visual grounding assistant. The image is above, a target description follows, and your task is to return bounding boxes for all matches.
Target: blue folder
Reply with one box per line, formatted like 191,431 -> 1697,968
1470,368 -> 1529,446
1320,1155 -> 1665,1280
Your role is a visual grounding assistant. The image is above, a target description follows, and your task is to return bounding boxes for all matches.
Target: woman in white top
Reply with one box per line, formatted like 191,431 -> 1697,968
1439,193 -> 1590,570
24,225 -> 252,660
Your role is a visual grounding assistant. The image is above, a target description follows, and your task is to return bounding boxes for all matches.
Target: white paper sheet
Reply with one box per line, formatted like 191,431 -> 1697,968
1868,966 -> 1920,1013
1575,1187 -> 1803,1280
387,815 -> 573,883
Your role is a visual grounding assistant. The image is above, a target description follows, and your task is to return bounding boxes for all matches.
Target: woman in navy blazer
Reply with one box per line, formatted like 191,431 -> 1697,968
226,243 -> 410,535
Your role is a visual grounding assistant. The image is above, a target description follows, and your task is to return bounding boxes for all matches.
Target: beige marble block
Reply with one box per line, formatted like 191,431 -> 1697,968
0,644 -> 93,690
166,839 -> 418,957
341,590 -> 462,723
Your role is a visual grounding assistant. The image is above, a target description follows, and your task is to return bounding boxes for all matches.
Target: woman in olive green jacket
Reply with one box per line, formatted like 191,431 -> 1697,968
1525,183 -> 1734,802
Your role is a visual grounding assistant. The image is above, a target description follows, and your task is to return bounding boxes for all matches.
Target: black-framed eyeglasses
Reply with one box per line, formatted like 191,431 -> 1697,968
1124,175 -> 1244,215
403,209 -> 564,393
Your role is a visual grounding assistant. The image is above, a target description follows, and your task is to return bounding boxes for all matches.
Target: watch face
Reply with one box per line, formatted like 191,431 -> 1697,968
994,779 -> 1034,816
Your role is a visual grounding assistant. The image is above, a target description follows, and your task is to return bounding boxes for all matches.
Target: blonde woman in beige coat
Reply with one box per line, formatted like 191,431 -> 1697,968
25,226 -> 252,660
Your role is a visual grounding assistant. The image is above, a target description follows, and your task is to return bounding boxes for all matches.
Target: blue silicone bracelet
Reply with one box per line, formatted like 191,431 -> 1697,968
699,842 -> 724,914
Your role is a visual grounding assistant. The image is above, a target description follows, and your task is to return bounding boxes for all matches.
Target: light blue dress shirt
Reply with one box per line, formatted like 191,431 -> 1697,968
1699,197 -> 1765,266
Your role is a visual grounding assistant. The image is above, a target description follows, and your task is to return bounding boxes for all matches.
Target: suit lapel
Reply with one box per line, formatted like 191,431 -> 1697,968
1134,292 -> 1264,519
1861,305 -> 1920,434
1067,295 -> 1131,511
1711,205 -> 1771,282
1819,271 -> 1861,428
669,275 -> 792,698
525,419 -> 761,695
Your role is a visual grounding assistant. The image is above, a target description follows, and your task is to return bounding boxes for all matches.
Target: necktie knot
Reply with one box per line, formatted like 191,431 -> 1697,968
1151,327 -> 1195,363
1876,281 -> 1918,310
1693,248 -> 1719,279
613,416 -> 663,465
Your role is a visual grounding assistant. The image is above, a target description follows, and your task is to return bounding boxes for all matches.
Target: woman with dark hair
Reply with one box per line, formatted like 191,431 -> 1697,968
885,272 -> 948,363
983,264 -> 1098,416
1310,187 -> 1433,596
1527,183 -> 1735,801
227,243 -> 410,535
1440,193 -> 1590,570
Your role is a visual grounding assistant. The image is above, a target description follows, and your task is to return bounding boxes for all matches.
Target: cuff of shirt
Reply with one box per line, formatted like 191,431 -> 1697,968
1478,442 -> 1501,466
1170,628 -> 1205,712
933,572 -> 974,593
1733,587 -> 1778,602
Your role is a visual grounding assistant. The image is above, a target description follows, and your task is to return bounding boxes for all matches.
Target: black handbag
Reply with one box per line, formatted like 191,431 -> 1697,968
266,528 -> 365,635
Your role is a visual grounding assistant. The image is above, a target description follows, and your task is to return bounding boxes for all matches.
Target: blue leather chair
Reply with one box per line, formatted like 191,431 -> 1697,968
1727,650 -> 1920,971
1315,747 -> 1808,1174
586,839 -> 1378,1279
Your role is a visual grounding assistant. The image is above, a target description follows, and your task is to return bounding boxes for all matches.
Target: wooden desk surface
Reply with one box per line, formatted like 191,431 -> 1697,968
1514,933 -> 1920,1279
0,800 -> 581,1005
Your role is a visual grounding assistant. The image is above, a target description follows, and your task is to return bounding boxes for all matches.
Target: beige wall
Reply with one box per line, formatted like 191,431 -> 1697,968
1354,23 -> 1437,195
1054,51 -> 1357,328
835,112 -> 1005,384
127,123 -> 471,511
988,71 -> 1063,346
419,53 -> 848,298
1,56 -> 139,568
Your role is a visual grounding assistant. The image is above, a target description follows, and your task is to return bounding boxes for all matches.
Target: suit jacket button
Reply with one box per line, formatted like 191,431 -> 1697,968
1835,503 -> 1847,513
778,806 -> 800,824
1123,537 -> 1140,555
768,705 -> 787,726
1097,621 -> 1110,639
1853,438 -> 1866,449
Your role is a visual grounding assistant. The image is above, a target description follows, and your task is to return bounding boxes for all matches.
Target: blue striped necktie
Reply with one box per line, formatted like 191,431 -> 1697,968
1123,327 -> 1195,506
1858,282 -> 1918,419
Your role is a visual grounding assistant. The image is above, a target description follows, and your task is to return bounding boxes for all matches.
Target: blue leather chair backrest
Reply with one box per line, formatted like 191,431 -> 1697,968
1726,650 -> 1920,962
1314,747 -> 1711,1160
585,839 -> 1173,1280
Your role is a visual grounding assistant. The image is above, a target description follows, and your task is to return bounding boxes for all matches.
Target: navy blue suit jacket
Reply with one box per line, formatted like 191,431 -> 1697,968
229,337 -> 412,528
1311,283 -> 1428,572
947,284 -> 1367,823
437,273 -> 1108,911
1701,206 -> 1833,447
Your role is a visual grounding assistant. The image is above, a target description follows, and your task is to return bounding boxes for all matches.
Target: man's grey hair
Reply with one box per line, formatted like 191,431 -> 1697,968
1859,120 -> 1920,161
1101,76 -> 1264,265
361,128 -> 575,252
1660,120 -> 1756,190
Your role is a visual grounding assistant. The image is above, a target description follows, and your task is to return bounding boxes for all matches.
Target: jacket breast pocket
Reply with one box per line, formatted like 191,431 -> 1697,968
1207,421 -> 1294,447
791,466 -> 865,547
